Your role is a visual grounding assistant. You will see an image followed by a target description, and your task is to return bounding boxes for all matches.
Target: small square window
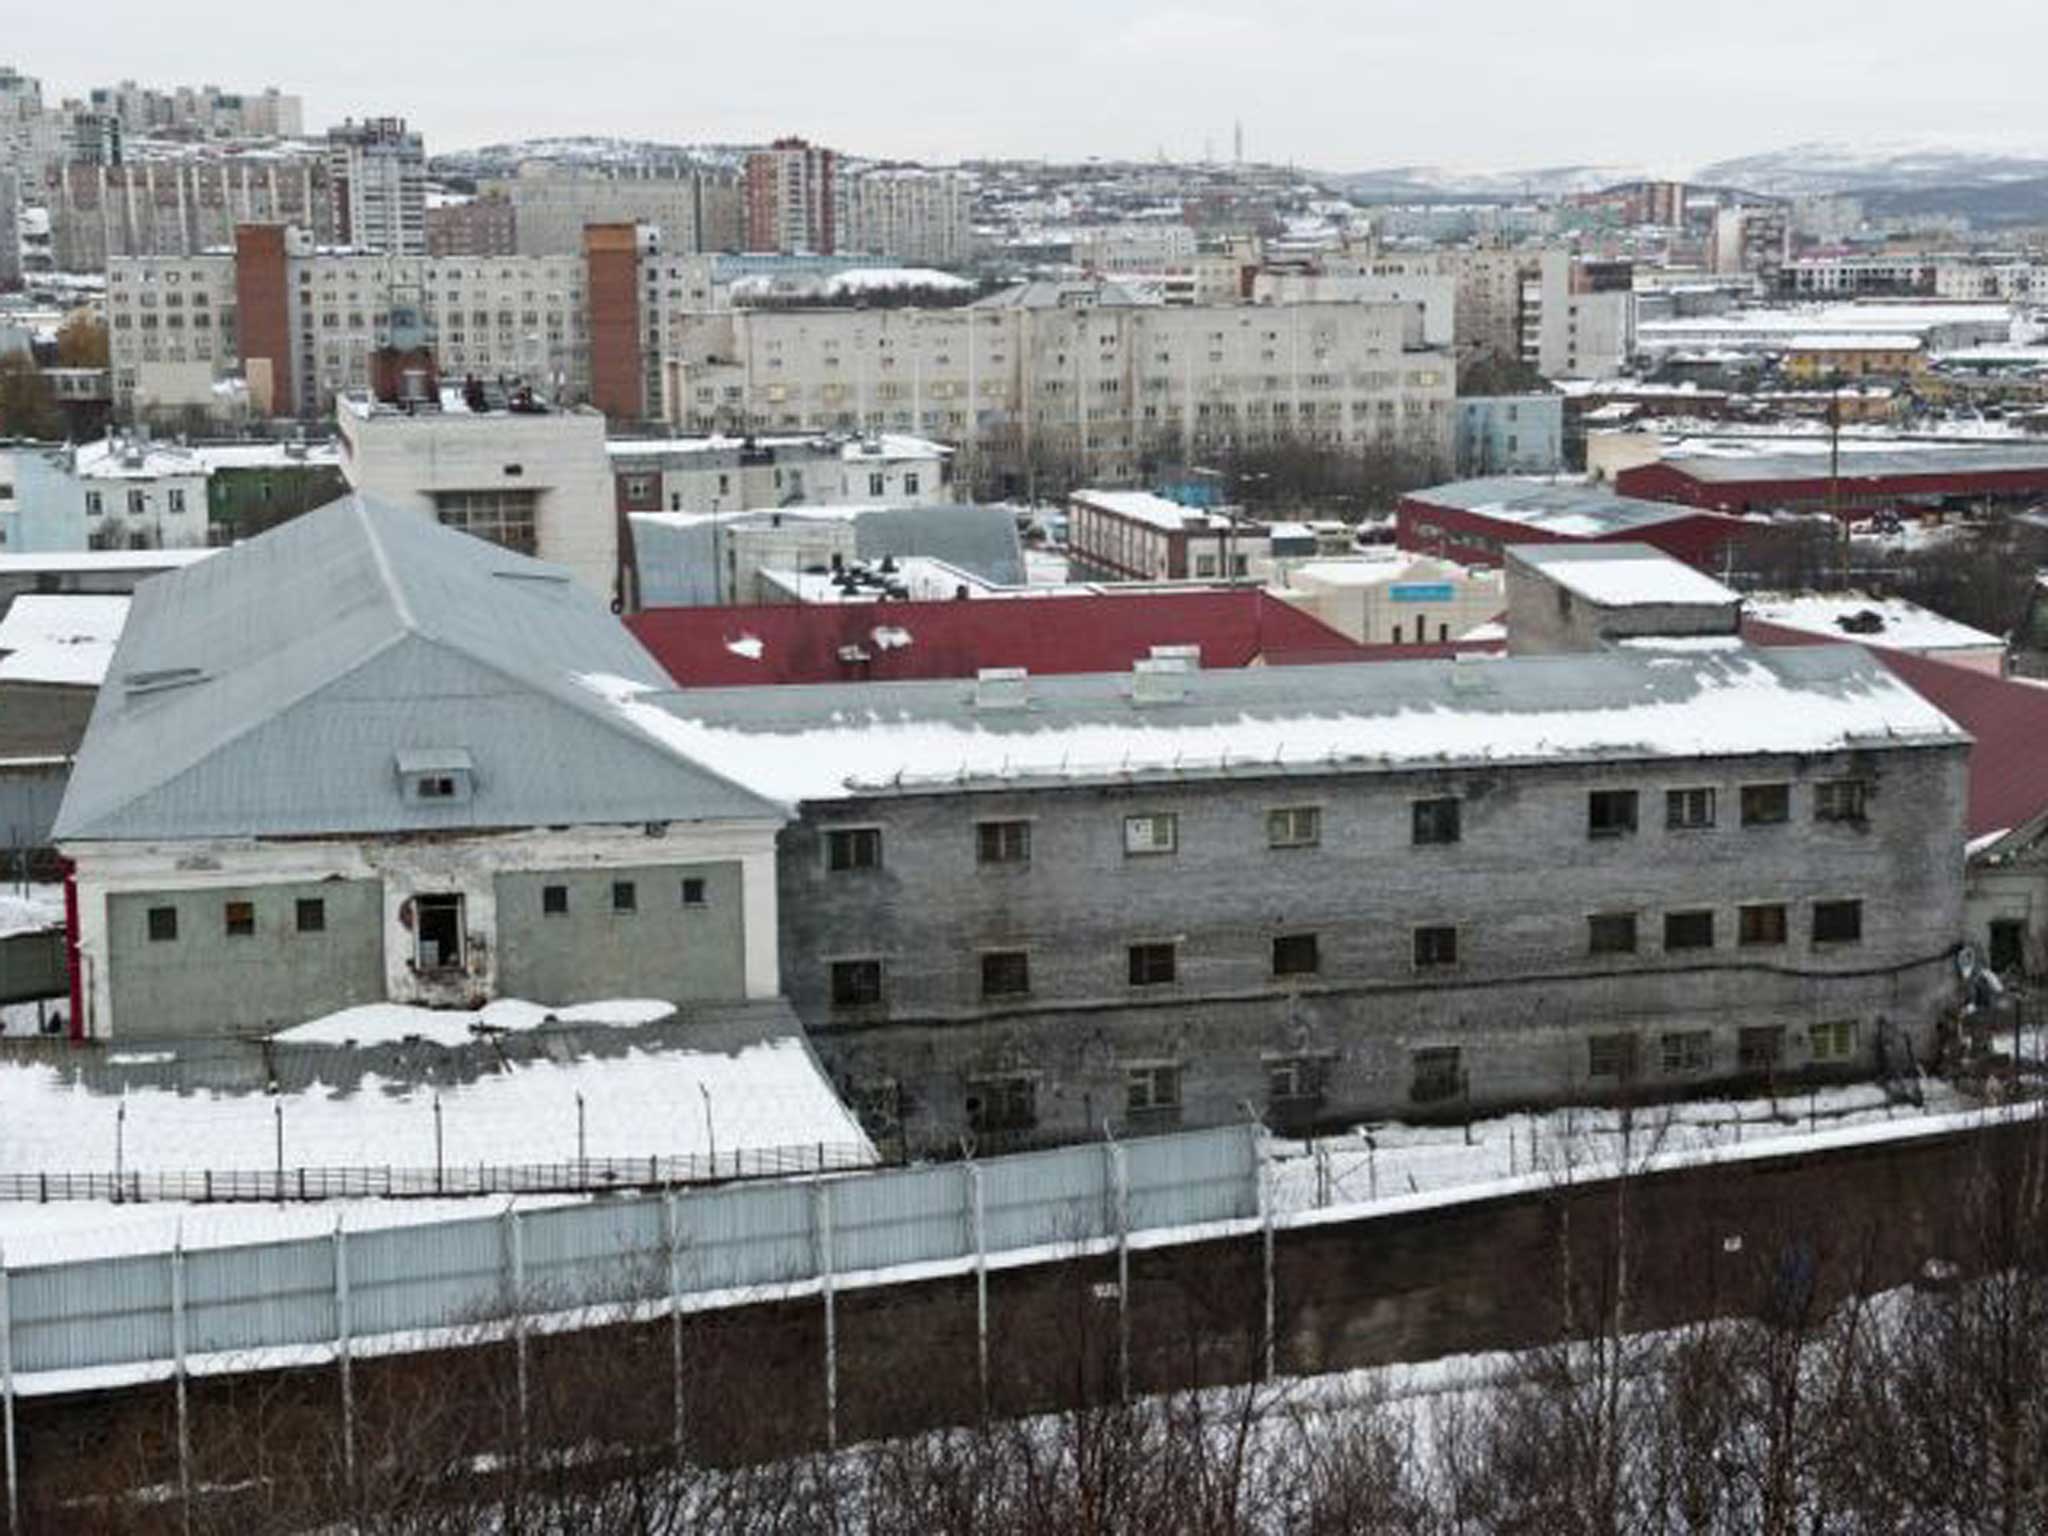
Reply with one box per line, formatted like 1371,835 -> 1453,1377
1588,913 -> 1638,955
1266,1055 -> 1326,1105
681,877 -> 707,908
1125,1062 -> 1182,1114
1412,797 -> 1461,845
1664,910 -> 1716,951
1816,779 -> 1870,824
1812,899 -> 1863,945
977,820 -> 1031,865
1660,1030 -> 1712,1075
1739,1025 -> 1785,1073
968,1074 -> 1037,1132
1741,783 -> 1791,826
826,827 -> 883,872
1588,790 -> 1638,839
1124,812 -> 1178,856
1739,903 -> 1787,946
1810,1019 -> 1859,1062
542,884 -> 568,915
1413,925 -> 1458,969
417,775 -> 458,801
612,881 -> 637,914
1128,942 -> 1178,986
224,901 -> 255,938
831,959 -> 883,1006
147,905 -> 178,942
1666,787 -> 1715,830
1267,806 -> 1321,849
1272,933 -> 1320,977
981,950 -> 1030,998
295,898 -> 325,934
1588,1033 -> 1639,1080
1410,1046 -> 1463,1104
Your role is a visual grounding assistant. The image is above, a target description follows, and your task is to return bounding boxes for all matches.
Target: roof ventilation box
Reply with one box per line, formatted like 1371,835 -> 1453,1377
1132,656 -> 1191,705
974,666 -> 1030,710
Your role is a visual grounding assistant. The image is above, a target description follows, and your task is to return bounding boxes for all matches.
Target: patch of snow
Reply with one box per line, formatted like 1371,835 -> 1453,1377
275,996 -> 674,1047
870,625 -> 913,651
0,595 -> 128,686
724,634 -> 765,661
1745,592 -> 2004,654
0,883 -> 64,938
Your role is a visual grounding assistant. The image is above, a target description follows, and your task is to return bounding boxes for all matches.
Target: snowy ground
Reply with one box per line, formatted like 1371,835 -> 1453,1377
0,881 -> 62,937
1268,1079 -> 1973,1215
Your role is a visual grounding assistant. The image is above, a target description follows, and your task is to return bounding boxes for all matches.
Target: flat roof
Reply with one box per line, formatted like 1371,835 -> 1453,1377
1511,543 -> 1741,608
1658,444 -> 2048,483
1407,478 -> 1711,535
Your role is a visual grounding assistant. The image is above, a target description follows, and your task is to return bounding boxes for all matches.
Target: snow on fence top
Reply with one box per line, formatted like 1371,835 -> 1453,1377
575,641 -> 1964,807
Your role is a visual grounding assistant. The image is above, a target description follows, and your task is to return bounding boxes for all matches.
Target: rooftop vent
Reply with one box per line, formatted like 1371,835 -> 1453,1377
1149,643 -> 1202,671
1132,656 -> 1191,705
975,666 -> 1029,711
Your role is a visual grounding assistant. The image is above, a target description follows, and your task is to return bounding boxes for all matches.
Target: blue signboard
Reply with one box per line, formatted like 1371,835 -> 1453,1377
1390,583 -> 1455,603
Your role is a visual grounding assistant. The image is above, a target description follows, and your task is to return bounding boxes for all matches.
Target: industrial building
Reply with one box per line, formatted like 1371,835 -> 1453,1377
1396,478 -> 1750,569
1616,445 -> 2048,519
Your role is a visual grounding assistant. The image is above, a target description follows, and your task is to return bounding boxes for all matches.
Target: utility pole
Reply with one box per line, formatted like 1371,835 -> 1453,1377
1828,375 -> 1848,589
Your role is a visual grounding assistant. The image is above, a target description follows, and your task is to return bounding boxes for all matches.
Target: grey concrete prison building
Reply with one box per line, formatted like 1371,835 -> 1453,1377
581,649 -> 1971,1150
54,495 -> 786,1041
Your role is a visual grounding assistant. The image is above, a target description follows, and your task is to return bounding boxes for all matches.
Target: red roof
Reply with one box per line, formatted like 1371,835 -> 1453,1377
1745,617 -> 2048,842
626,590 -> 1373,688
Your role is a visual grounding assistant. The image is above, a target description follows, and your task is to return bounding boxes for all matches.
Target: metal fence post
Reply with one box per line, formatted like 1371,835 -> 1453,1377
1,1241 -> 17,1536
814,1182 -> 837,1451
1107,1137 -> 1130,1402
506,1207 -> 528,1465
333,1217 -> 355,1506
967,1161 -> 989,1419
663,1189 -> 685,1463
1256,1126 -> 1276,1382
171,1226 -> 191,1533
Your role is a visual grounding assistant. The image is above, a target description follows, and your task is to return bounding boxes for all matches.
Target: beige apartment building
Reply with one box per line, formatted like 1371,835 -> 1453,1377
660,286 -> 1455,487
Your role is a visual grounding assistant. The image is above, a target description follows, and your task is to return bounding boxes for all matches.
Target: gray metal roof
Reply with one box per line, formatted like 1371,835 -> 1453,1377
631,504 -> 1025,607
1663,445 -> 2048,484
55,495 -> 784,843
1409,478 -> 1712,532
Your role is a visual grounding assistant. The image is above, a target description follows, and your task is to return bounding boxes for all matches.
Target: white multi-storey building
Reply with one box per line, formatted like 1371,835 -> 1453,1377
840,168 -> 973,267
1072,223 -> 1198,274
326,117 -> 425,256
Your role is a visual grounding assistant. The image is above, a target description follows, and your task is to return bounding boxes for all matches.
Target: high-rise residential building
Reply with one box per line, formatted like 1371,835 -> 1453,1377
839,168 -> 973,266
326,117 -> 425,255
743,137 -> 836,254
67,111 -> 122,167
47,149 -> 332,270
0,170 -> 20,288
85,81 -> 304,140
425,193 -> 517,257
496,164 -> 716,256
1520,250 -> 1637,381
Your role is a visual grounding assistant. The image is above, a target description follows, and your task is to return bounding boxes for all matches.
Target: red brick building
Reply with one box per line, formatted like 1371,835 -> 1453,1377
1616,447 -> 2048,521
1396,478 -> 1748,570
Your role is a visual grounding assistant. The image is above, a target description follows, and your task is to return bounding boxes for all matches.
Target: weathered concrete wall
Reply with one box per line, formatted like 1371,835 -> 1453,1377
107,879 -> 384,1039
493,860 -> 747,1003
781,744 -> 1968,1148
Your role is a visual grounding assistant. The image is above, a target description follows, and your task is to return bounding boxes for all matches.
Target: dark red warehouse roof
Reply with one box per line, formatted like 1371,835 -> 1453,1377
626,590 -> 1375,688
1745,616 -> 2048,842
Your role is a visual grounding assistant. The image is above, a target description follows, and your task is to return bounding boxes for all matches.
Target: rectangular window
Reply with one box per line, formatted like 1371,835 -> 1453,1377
1739,1025 -> 1786,1073
680,877 -> 707,908
1267,806 -> 1321,849
611,881 -> 637,914
1738,903 -> 1787,947
430,488 -> 539,556
977,820 -> 1031,865
1815,778 -> 1870,824
1741,783 -> 1791,826
1266,1055 -> 1325,1105
1810,1019 -> 1859,1063
1588,1033 -> 1639,1080
1126,1063 -> 1182,1114
1664,910 -> 1716,951
541,884 -> 568,915
1587,912 -> 1638,955
830,959 -> 883,1006
295,898 -> 325,934
147,905 -> 178,943
1410,1047 -> 1463,1104
826,827 -> 883,872
1666,787 -> 1715,830
980,950 -> 1030,998
1588,789 -> 1638,839
968,1074 -> 1037,1133
1123,812 -> 1179,857
1660,1030 -> 1712,1075
1413,925 -> 1458,969
1412,797 -> 1462,845
1272,933 -> 1320,977
1812,899 -> 1863,945
224,900 -> 255,938
1128,942 -> 1178,986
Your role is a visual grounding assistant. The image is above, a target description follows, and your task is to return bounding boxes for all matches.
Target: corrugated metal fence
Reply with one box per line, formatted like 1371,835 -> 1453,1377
0,1123 -> 1261,1391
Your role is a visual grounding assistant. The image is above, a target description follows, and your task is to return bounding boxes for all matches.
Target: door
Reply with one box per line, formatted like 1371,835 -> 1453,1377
415,893 -> 465,972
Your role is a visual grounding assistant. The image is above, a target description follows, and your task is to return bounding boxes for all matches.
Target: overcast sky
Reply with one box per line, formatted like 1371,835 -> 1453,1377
13,0 -> 2048,173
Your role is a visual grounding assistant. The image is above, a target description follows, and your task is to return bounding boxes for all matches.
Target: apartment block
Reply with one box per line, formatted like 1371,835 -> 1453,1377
840,168 -> 972,267
46,151 -> 332,270
744,138 -> 837,254
326,117 -> 426,255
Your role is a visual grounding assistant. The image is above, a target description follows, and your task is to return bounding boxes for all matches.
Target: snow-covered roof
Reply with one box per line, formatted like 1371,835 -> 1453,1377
1070,489 -> 1225,532
1409,478 -> 1709,536
607,431 -> 950,463
1745,593 -> 2005,654
1785,333 -> 1924,352
71,439 -> 208,481
0,595 -> 129,686
574,644 -> 1961,811
1512,543 -> 1741,609
0,549 -> 216,574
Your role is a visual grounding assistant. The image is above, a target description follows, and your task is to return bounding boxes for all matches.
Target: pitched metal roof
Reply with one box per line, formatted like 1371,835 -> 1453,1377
55,495 -> 784,843
625,590 -> 1365,688
1406,478 -> 1721,533
1659,445 -> 2048,484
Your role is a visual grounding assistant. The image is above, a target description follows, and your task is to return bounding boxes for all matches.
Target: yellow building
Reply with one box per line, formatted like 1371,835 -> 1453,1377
1783,334 -> 1926,381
